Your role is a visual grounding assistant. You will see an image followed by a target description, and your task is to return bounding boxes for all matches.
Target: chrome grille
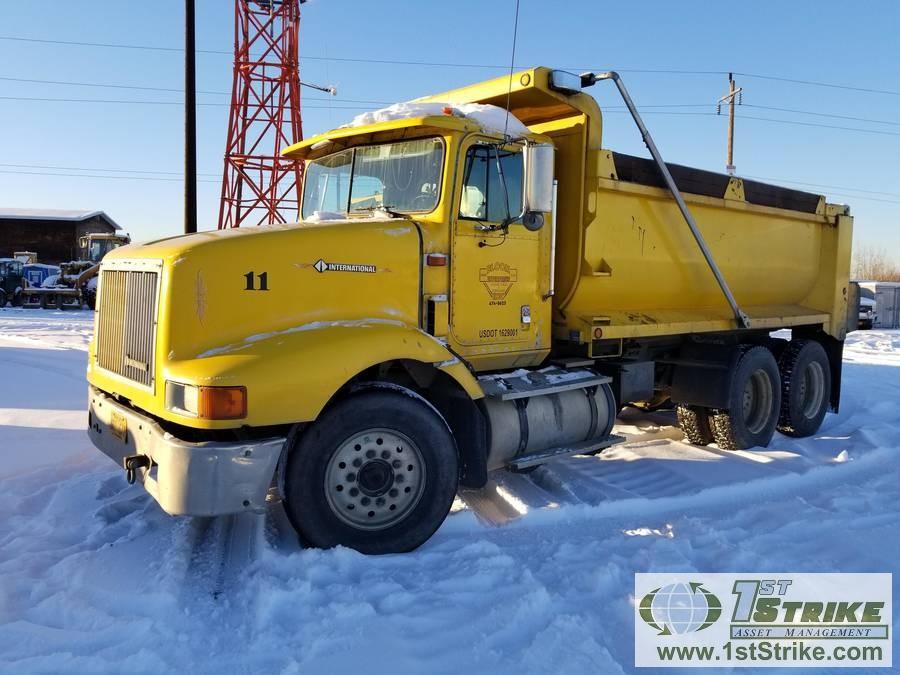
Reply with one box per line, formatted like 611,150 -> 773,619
96,268 -> 159,388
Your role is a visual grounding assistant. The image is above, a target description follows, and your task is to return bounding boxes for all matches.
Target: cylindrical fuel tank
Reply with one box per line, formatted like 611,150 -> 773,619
483,383 -> 615,470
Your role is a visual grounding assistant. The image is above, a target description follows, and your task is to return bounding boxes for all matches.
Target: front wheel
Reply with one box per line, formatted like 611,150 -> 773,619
283,388 -> 458,554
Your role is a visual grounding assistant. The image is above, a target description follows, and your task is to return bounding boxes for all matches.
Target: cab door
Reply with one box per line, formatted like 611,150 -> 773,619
449,139 -> 552,368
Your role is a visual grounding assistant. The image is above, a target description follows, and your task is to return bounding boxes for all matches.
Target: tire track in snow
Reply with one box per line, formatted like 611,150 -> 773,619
458,428 -> 835,527
181,512 -> 265,603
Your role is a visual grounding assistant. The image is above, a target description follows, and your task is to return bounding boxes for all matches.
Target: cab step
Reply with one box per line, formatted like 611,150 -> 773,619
507,434 -> 626,470
479,366 -> 610,401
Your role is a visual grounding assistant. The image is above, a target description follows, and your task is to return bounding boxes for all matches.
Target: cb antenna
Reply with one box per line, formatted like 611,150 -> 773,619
501,0 -> 521,139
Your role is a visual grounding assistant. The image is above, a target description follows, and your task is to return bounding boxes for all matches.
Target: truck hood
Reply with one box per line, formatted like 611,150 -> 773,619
103,218 -> 424,362
105,216 -> 410,263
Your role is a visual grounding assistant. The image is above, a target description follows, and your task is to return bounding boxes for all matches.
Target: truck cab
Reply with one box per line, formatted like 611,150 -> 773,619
79,233 -> 131,265
288,105 -> 557,371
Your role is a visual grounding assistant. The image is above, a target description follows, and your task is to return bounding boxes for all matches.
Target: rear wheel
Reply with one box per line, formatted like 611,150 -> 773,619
676,404 -> 713,445
777,340 -> 831,437
710,346 -> 781,450
283,388 -> 458,554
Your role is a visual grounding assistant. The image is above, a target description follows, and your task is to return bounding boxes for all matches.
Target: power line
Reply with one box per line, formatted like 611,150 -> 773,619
0,94 -> 718,112
2,163 -> 897,206
0,75 -> 391,104
0,162 -> 220,177
0,169 -> 219,183
743,104 -> 900,128
7,74 -> 900,127
2,35 -> 899,98
8,73 -> 900,137
3,92 -> 897,138
0,95 -> 374,109
734,72 -> 900,97
0,75 -> 226,95
3,90 -> 899,143
0,35 -> 229,55
735,113 -> 900,137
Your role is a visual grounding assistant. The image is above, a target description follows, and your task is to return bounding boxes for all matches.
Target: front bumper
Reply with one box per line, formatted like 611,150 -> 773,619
87,385 -> 284,516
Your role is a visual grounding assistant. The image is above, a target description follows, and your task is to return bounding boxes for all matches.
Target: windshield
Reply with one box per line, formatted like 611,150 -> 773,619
301,137 -> 444,219
86,239 -> 121,263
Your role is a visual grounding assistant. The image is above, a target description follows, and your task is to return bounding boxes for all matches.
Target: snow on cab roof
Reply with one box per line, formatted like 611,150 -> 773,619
345,101 -> 530,138
0,208 -> 122,230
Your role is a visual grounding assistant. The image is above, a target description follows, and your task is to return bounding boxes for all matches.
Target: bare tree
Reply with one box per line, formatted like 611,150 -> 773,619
853,244 -> 900,281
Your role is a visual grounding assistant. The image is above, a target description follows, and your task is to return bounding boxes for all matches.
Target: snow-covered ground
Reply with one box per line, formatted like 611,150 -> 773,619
0,308 -> 897,674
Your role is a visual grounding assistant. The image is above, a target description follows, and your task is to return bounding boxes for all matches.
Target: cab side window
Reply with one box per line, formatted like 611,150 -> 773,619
459,145 -> 523,222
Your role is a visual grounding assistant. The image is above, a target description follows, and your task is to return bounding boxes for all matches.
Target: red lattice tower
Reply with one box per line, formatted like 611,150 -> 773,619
219,0 -> 304,229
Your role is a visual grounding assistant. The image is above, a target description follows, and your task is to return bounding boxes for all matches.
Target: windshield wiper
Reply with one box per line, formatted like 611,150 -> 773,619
351,204 -> 410,219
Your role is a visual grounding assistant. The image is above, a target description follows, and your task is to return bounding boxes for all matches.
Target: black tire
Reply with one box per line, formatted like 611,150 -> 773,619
11,290 -> 23,307
710,346 -> 781,450
777,340 -> 831,438
283,388 -> 458,554
676,404 -> 713,445
0,289 -> 6,308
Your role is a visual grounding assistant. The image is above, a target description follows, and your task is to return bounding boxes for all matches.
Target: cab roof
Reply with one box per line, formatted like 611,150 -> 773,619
283,67 -> 589,162
283,115 -> 476,161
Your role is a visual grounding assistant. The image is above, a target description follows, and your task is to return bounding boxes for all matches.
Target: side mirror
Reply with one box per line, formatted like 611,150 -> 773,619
523,143 -> 555,227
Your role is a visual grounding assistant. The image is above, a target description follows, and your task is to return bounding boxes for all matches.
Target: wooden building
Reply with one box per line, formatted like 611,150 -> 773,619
0,209 -> 122,265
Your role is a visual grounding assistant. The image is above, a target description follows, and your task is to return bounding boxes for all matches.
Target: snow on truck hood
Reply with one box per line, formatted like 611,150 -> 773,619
344,101 -> 530,138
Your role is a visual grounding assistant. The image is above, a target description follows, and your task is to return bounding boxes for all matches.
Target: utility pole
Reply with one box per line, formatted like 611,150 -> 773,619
184,0 -> 197,234
717,73 -> 743,175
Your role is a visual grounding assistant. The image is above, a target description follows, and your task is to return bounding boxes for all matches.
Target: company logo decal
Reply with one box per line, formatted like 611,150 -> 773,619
479,262 -> 518,301
312,259 -> 376,274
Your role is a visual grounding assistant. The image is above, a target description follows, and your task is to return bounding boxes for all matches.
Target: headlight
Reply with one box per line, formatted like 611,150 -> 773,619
166,381 -> 247,420
166,381 -> 199,416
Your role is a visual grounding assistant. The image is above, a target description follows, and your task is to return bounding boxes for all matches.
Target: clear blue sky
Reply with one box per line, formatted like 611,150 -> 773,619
0,0 -> 897,256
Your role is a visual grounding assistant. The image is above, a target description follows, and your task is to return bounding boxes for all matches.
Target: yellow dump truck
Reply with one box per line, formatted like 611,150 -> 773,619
86,67 -> 855,553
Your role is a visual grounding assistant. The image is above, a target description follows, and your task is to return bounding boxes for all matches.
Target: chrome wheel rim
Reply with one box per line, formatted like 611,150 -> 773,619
742,369 -> 773,434
325,428 -> 426,530
799,361 -> 826,419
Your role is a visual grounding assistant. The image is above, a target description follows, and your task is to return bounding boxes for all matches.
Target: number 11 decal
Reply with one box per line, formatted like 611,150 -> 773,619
244,271 -> 269,291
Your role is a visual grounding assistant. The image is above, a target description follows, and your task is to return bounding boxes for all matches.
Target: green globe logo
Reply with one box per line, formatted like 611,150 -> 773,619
639,582 -> 722,635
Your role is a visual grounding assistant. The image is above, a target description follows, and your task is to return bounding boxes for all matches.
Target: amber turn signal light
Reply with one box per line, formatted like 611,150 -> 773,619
198,386 -> 247,420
